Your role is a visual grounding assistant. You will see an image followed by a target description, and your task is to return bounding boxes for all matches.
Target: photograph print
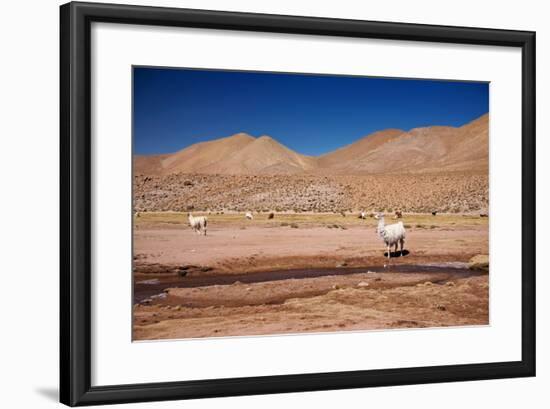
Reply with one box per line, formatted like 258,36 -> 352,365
132,67 -> 489,341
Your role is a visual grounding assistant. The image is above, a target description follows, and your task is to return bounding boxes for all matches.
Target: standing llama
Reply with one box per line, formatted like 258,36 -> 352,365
188,213 -> 207,235
374,212 -> 406,265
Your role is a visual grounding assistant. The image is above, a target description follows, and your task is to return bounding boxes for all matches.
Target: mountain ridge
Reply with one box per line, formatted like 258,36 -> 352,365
134,114 -> 488,176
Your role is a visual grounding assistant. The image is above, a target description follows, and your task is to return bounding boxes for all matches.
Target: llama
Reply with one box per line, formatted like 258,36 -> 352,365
188,213 -> 207,235
245,212 -> 254,220
358,211 -> 367,219
374,212 -> 406,264
394,210 -> 402,219
268,212 -> 275,219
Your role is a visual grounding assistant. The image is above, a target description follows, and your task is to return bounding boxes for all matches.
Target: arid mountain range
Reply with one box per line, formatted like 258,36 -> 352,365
135,114 -> 488,176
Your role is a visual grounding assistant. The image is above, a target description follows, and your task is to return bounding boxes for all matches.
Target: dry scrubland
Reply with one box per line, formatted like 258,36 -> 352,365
133,172 -> 488,214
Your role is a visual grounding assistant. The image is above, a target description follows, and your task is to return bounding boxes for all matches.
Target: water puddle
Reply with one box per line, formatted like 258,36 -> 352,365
134,262 -> 478,304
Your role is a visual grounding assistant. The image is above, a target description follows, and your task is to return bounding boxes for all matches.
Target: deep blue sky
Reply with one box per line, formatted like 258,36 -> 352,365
133,67 -> 488,156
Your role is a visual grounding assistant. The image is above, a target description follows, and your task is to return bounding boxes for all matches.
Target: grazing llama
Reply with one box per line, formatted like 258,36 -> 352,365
358,211 -> 367,219
394,210 -> 402,219
188,213 -> 207,235
374,212 -> 406,265
245,212 -> 254,220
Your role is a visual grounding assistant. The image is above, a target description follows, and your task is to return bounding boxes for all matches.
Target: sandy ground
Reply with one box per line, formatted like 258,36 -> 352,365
133,213 -> 489,340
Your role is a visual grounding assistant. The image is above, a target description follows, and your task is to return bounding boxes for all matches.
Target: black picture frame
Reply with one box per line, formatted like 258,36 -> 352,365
60,1 -> 536,406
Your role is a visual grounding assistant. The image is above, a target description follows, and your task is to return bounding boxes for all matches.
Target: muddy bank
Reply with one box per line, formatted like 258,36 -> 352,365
133,273 -> 489,340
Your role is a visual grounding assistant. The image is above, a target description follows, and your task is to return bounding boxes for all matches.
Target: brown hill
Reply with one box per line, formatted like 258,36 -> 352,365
134,153 -> 170,175
134,132 -> 317,175
162,132 -> 255,174
434,113 -> 488,172
135,132 -> 255,175
317,114 -> 488,174
134,114 -> 488,176
204,135 -> 317,175
316,129 -> 405,170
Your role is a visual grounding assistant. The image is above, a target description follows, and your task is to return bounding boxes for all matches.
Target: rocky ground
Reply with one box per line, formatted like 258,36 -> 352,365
133,172 -> 488,214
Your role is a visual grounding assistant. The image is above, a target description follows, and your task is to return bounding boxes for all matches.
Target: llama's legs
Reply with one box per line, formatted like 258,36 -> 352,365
400,239 -> 404,256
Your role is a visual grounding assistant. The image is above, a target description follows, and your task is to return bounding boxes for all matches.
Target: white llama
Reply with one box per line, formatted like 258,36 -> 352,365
188,213 -> 207,235
374,212 -> 406,264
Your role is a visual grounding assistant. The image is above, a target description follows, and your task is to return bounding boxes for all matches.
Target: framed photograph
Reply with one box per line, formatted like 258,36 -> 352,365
60,1 -> 535,406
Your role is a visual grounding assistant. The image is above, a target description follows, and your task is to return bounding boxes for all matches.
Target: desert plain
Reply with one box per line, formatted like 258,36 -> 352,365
133,212 -> 488,340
